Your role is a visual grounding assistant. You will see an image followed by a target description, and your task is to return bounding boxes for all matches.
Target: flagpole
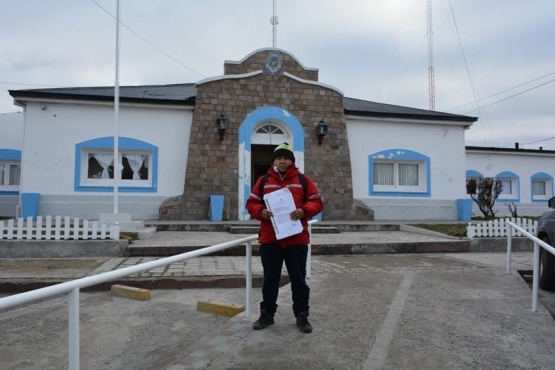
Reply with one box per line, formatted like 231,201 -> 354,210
113,0 -> 121,214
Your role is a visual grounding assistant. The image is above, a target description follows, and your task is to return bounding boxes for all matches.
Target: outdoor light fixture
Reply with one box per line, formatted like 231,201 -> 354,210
316,119 -> 328,145
217,113 -> 229,141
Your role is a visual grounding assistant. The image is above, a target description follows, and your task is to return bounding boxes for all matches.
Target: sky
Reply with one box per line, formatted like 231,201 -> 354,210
1,0 -> 554,149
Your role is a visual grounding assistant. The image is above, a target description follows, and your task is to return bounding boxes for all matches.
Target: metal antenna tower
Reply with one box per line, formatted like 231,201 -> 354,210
427,0 -> 436,111
271,0 -> 279,48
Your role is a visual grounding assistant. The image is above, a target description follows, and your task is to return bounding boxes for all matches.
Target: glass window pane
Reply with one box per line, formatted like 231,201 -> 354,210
374,163 -> 394,185
399,163 -> 418,186
122,154 -> 148,180
533,180 -> 546,196
88,155 -> 104,179
0,164 -> 5,185
500,179 -> 512,194
9,164 -> 20,185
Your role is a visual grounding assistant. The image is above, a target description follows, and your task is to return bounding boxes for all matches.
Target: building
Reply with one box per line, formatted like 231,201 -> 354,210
4,48 -> 547,222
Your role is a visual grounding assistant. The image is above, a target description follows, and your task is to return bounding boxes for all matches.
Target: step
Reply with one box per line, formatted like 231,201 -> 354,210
127,240 -> 470,257
145,221 -> 401,233
228,226 -> 341,234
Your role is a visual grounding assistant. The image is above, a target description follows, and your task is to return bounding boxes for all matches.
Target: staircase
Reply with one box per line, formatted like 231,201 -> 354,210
130,221 -> 470,257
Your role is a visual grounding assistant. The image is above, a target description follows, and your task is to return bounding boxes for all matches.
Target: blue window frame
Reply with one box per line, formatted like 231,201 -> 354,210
466,170 -> 483,179
495,171 -> 519,202
0,149 -> 21,195
74,137 -> 158,193
369,149 -> 431,197
531,172 -> 553,202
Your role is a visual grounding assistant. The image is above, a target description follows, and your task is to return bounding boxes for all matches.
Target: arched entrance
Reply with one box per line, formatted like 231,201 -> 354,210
238,106 -> 305,220
250,122 -> 291,188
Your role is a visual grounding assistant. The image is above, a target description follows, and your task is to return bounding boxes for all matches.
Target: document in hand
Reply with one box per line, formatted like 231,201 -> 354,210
263,187 -> 303,240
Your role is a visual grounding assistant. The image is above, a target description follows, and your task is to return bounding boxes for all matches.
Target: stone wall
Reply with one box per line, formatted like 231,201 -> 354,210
159,50 -> 371,221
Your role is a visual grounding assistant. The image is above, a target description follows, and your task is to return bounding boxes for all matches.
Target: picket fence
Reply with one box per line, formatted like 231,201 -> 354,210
466,217 -> 537,239
0,215 -> 120,240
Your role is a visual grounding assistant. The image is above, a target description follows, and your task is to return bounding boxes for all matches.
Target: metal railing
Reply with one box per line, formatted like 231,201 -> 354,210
0,219 -> 318,370
506,220 -> 555,312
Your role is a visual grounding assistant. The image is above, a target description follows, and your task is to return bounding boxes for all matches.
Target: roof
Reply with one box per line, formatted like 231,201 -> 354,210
343,97 -> 477,123
9,84 -> 197,106
10,84 -> 476,122
466,145 -> 555,155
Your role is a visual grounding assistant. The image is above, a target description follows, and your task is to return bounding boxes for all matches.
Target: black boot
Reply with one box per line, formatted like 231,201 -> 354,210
253,309 -> 274,330
296,311 -> 312,333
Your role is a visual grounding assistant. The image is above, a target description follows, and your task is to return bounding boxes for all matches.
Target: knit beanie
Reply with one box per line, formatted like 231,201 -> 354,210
272,142 -> 295,163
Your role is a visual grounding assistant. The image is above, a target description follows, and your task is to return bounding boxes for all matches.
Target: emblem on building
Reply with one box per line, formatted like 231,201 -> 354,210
264,51 -> 282,75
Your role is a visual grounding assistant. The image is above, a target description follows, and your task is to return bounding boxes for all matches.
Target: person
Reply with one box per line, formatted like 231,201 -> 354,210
246,142 -> 324,333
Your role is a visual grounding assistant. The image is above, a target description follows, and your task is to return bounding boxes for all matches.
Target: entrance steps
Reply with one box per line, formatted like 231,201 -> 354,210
130,221 -> 471,257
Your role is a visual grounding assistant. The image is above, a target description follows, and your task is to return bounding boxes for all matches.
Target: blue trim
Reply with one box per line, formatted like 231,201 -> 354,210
495,171 -> 520,202
0,191 -> 18,195
0,149 -> 21,161
74,137 -> 158,193
531,172 -> 554,203
531,172 -> 552,180
368,148 -> 431,197
466,170 -> 483,178
238,106 -> 304,218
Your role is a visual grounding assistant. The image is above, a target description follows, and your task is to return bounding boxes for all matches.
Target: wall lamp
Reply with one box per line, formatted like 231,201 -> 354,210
217,113 -> 229,141
316,119 -> 328,145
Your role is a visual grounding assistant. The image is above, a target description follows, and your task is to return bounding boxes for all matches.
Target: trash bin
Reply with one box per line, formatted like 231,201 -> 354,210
456,199 -> 473,221
210,195 -> 224,222
22,193 -> 40,218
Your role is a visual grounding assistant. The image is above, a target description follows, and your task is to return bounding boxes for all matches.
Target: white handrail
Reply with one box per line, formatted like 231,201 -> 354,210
506,220 -> 555,312
0,219 -> 318,370
0,234 -> 257,310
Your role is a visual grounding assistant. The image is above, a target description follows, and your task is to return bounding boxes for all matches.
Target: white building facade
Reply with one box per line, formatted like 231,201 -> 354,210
2,49 -> 553,221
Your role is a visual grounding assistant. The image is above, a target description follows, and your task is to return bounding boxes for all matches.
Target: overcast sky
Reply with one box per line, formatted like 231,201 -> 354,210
1,0 -> 554,149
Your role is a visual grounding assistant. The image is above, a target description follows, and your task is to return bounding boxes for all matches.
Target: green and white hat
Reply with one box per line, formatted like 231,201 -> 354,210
272,142 -> 295,163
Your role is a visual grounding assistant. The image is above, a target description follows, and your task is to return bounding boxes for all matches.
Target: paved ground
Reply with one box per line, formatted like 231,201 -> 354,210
1,250 -> 555,370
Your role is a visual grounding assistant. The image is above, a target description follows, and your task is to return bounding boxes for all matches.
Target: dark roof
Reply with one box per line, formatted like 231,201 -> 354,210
465,145 -> 555,154
9,84 -> 197,106
343,97 -> 477,123
10,84 -> 477,122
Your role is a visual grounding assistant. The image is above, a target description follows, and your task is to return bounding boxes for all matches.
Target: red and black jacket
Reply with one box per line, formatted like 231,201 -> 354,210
246,165 -> 324,248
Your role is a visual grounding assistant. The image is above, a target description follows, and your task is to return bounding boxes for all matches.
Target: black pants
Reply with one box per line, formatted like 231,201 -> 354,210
259,243 -> 310,316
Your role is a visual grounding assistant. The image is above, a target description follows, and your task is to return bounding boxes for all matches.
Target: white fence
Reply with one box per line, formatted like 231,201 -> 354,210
467,217 -> 537,239
0,215 -> 120,240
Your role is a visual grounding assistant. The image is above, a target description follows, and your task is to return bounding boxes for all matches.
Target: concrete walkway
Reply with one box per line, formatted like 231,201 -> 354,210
2,251 -> 555,369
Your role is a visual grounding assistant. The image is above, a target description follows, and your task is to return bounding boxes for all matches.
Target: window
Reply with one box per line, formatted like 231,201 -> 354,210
465,170 -> 484,195
465,170 -> 483,183
531,172 -> 553,202
0,150 -> 21,194
0,162 -> 21,188
533,180 -> 546,196
369,149 -> 430,197
499,179 -> 512,195
373,162 -> 420,187
86,152 -> 150,182
495,171 -> 519,201
251,122 -> 289,145
75,137 -> 158,193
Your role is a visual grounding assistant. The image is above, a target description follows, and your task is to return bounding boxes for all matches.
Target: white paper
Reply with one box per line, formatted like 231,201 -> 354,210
263,187 -> 303,240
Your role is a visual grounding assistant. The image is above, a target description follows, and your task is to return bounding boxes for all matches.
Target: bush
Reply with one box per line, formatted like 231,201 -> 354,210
467,177 -> 503,220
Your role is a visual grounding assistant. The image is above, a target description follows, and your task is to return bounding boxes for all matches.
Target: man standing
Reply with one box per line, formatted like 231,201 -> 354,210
246,142 -> 324,333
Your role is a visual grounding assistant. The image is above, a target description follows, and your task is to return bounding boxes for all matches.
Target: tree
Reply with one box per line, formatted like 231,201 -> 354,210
466,177 -> 503,219
505,202 -> 518,218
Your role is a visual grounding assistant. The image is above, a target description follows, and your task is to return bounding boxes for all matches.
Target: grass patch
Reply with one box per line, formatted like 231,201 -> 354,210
120,231 -> 139,243
412,224 -> 468,238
